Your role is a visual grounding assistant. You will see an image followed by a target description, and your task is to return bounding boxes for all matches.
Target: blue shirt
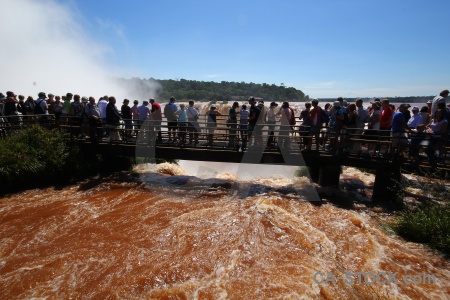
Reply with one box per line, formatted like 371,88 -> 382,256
391,111 -> 405,132
164,102 -> 178,121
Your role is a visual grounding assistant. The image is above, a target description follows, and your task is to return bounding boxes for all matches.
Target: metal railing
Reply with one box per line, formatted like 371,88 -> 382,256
1,113 -> 449,168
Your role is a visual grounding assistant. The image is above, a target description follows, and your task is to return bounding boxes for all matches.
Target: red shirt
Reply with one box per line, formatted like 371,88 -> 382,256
380,105 -> 393,129
151,102 -> 162,120
310,106 -> 322,126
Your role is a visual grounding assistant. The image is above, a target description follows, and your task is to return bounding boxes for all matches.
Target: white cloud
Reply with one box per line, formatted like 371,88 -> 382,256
0,0 -> 142,99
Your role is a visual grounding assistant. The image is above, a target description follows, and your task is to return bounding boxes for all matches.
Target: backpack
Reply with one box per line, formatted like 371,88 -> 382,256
321,108 -> 330,125
34,100 -> 45,114
288,107 -> 296,126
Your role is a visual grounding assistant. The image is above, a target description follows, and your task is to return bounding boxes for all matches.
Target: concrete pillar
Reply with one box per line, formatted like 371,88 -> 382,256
307,166 -> 320,183
372,165 -> 402,204
318,165 -> 341,187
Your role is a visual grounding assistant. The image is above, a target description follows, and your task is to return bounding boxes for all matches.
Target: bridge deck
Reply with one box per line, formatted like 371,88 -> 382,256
1,114 -> 449,173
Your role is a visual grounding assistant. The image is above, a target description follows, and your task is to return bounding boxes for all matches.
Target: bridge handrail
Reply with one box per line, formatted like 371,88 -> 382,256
1,114 -> 448,168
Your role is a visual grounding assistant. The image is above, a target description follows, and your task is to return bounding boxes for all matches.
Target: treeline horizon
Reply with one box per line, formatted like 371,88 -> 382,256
115,77 -> 434,103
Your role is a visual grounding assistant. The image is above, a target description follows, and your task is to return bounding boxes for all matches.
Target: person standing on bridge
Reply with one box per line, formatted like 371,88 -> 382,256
85,97 -> 102,142
106,96 -> 122,141
431,89 -> 449,118
98,96 -> 109,137
164,97 -> 178,143
239,104 -> 249,150
227,101 -> 239,148
137,100 -> 151,140
176,104 -> 188,145
352,98 -> 369,152
266,102 -> 278,148
35,92 -> 50,128
276,101 -> 293,149
206,104 -> 222,146
407,106 -> 423,129
391,104 -> 411,155
149,98 -> 163,144
121,99 -> 132,140
131,100 -> 139,136
186,100 -> 200,146
425,108 -> 448,164
248,97 -> 262,147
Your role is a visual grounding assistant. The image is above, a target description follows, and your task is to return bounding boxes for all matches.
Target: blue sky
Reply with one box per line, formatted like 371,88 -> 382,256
1,0 -> 449,99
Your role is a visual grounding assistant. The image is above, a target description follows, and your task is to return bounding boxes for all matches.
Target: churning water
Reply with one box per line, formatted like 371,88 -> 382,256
0,164 -> 449,299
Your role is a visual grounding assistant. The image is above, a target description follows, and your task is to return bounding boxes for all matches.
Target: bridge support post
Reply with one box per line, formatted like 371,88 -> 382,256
307,166 -> 320,183
372,165 -> 402,205
318,165 -> 341,187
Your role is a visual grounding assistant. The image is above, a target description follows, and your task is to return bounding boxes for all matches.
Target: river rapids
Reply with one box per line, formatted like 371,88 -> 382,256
0,163 -> 449,299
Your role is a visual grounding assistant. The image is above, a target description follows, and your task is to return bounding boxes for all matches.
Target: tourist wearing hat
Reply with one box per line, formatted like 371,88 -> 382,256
431,89 -> 449,118
407,106 -> 423,129
266,102 -> 278,147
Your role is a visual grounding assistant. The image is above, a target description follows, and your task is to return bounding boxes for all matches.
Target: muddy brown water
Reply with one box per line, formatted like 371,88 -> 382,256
0,165 -> 449,299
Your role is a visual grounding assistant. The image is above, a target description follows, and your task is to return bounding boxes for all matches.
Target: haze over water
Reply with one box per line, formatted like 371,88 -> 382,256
1,164 -> 449,299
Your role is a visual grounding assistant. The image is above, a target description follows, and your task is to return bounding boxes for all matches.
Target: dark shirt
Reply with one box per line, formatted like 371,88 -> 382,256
249,104 -> 260,126
4,101 -> 17,115
106,103 -> 121,125
121,105 -> 132,119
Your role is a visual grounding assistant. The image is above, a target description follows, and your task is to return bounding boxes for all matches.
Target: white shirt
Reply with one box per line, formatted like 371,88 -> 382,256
407,113 -> 423,128
356,106 -> 369,129
278,107 -> 291,126
239,109 -> 249,124
98,99 -> 108,119
431,95 -> 445,117
186,106 -> 199,120
267,108 -> 276,122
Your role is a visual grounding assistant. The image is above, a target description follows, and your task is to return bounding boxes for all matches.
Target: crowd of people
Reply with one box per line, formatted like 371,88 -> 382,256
1,90 -> 449,164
